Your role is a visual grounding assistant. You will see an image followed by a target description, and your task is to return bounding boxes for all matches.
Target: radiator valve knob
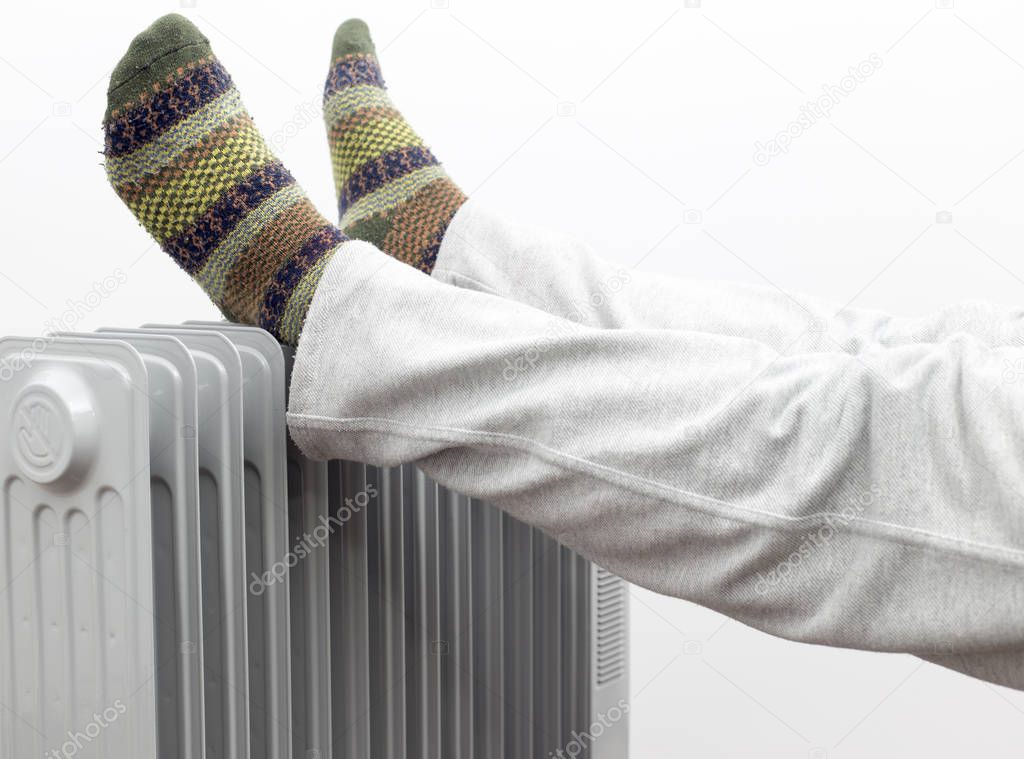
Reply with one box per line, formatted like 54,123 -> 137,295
10,371 -> 98,485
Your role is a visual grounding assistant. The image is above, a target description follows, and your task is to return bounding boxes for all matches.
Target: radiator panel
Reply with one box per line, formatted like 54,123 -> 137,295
0,337 -> 158,759
282,344 -> 331,759
176,322 -> 293,759
117,327 -> 251,759
67,331 -> 205,759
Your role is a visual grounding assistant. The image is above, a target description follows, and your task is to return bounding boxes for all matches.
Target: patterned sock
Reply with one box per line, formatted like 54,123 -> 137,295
324,19 -> 467,274
104,14 -> 347,345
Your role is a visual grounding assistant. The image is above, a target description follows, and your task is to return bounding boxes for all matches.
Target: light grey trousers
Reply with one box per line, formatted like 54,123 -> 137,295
288,201 -> 1024,690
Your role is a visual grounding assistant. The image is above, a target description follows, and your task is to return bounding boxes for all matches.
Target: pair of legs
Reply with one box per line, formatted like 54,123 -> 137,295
105,16 -> 1024,689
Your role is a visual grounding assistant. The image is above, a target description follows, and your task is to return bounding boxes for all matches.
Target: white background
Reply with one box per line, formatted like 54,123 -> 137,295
3,0 -> 1024,755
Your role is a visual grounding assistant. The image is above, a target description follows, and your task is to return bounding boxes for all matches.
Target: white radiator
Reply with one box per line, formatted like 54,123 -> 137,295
0,325 -> 629,759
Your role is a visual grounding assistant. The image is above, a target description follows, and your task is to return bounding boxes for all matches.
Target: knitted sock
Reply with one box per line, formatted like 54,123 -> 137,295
104,14 -> 347,345
324,19 -> 466,274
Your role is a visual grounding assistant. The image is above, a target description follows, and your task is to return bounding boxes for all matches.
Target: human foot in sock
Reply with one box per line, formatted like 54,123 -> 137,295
324,19 -> 467,274
104,14 -> 346,345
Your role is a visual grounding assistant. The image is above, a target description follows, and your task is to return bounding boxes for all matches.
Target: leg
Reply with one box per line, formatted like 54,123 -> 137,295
317,21 -> 1024,354
321,22 -> 1024,685
288,240 -> 1024,684
437,201 -> 1024,352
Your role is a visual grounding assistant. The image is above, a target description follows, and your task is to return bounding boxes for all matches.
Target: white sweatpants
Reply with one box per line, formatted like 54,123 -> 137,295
287,202 -> 1024,689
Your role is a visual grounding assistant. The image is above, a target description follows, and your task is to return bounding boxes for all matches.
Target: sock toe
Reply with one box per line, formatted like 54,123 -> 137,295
106,13 -> 211,118
332,18 -> 376,61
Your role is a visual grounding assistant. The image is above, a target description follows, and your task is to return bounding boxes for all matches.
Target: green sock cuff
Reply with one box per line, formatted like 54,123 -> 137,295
106,13 -> 211,119
331,18 -> 376,62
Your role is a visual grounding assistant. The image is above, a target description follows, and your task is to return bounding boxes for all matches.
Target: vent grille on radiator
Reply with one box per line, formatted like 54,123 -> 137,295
0,325 -> 629,759
595,568 -> 628,687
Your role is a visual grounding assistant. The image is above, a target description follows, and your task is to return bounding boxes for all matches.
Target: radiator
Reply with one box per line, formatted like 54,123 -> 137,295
0,325 -> 629,759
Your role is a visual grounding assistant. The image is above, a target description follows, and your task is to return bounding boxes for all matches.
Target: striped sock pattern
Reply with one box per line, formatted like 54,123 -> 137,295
324,19 -> 466,274
104,14 -> 348,345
